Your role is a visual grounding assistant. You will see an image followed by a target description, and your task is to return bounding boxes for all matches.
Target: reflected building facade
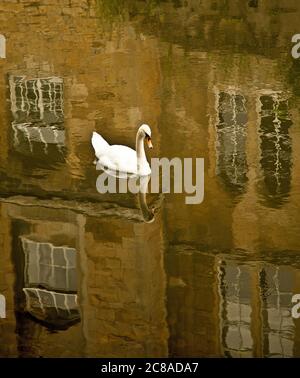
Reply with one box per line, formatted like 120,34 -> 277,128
0,0 -> 300,358
0,200 -> 168,357
158,0 -> 300,358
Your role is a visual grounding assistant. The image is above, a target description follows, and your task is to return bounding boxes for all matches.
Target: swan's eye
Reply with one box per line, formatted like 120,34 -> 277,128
146,135 -> 153,149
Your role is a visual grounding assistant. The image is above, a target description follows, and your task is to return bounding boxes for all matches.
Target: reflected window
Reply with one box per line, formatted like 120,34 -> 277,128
219,259 -> 296,357
0,294 -> 5,318
219,261 -> 253,357
21,237 -> 79,328
9,75 -> 65,160
259,265 -> 294,357
216,91 -> 248,195
23,288 -> 79,326
259,94 -> 292,207
21,237 -> 77,292
0,34 -> 6,59
10,76 -> 63,125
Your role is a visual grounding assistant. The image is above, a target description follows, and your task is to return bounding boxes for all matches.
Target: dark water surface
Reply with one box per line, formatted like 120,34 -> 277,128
0,0 -> 300,357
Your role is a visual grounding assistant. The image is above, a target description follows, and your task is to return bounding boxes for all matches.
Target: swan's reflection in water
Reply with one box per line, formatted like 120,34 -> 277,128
138,175 -> 155,223
96,167 -> 162,223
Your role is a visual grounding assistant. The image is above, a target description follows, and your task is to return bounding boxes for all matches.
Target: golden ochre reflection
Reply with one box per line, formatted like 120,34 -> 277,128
0,0 -> 300,358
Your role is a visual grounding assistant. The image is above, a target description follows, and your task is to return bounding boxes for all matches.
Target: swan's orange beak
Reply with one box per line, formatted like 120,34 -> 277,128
146,136 -> 153,149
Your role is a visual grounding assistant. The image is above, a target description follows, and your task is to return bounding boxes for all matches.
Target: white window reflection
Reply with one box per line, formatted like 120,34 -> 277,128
0,34 -> 5,59
10,76 -> 63,124
9,75 -> 65,158
219,262 -> 253,357
259,265 -> 294,357
23,288 -> 79,325
215,91 -> 248,195
0,294 -> 6,318
21,237 -> 77,292
21,237 -> 79,327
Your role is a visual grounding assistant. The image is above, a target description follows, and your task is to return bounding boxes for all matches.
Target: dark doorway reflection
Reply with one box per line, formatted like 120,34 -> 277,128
259,95 -> 292,208
248,0 -> 258,8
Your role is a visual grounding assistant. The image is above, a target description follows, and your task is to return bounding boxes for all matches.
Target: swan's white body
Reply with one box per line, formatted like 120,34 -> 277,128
91,124 -> 152,176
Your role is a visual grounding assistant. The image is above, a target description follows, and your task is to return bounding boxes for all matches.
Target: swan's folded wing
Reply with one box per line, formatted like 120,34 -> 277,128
91,131 -> 109,155
98,145 -> 138,175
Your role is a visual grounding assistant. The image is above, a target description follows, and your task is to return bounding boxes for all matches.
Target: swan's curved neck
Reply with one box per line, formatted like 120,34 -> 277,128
136,130 -> 146,163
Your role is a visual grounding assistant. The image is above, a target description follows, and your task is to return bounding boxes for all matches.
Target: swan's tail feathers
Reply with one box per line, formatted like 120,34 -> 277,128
91,131 -> 109,154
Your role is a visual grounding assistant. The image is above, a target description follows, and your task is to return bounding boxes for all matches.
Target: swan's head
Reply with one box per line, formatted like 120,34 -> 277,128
139,124 -> 153,149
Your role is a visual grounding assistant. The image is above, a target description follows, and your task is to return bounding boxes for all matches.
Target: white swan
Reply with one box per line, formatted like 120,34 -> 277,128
91,124 -> 153,176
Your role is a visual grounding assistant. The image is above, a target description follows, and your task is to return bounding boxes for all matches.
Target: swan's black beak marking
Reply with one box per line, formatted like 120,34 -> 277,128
146,136 -> 153,149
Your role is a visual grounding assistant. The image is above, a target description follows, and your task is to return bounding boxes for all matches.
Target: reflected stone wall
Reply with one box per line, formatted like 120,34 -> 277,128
84,215 -> 168,357
166,246 -> 221,357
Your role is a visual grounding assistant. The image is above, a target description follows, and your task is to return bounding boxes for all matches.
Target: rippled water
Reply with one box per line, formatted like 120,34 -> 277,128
1,0 -> 300,357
